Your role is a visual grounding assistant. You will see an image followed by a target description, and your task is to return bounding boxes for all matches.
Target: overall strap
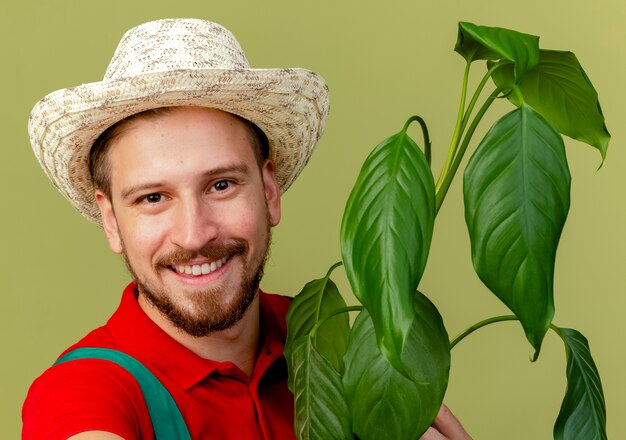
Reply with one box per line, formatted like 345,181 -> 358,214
54,347 -> 192,440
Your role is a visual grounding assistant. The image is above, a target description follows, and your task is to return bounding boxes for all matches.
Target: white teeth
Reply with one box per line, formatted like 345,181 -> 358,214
174,257 -> 228,277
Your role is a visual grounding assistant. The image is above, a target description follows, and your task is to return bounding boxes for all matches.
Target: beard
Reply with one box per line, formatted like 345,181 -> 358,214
121,230 -> 271,338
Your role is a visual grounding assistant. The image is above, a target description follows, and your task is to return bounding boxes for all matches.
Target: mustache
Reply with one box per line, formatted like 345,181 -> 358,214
155,239 -> 248,268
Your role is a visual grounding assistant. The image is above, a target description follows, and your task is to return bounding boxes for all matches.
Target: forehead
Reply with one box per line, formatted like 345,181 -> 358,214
112,106 -> 256,155
120,106 -> 254,142
105,107 -> 259,187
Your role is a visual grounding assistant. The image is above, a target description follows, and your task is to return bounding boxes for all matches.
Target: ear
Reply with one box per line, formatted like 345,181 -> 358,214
261,161 -> 281,227
95,190 -> 123,254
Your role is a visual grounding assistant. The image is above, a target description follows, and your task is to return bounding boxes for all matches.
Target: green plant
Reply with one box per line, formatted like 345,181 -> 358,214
284,21 -> 609,440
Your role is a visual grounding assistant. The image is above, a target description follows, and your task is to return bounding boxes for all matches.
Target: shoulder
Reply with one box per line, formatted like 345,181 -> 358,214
22,357 -> 153,440
260,291 -> 292,319
261,291 -> 292,312
259,291 -> 293,339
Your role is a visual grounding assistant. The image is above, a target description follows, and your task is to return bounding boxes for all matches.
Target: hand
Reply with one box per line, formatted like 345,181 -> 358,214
419,404 -> 472,440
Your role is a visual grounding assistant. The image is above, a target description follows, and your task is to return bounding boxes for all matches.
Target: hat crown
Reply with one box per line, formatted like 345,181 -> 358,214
29,17 -> 330,226
104,18 -> 250,80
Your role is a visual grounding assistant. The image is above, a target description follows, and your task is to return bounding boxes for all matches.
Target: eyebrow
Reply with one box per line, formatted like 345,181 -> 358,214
119,163 -> 251,201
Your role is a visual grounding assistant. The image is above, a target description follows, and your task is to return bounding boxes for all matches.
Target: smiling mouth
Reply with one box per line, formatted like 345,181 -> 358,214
171,256 -> 228,276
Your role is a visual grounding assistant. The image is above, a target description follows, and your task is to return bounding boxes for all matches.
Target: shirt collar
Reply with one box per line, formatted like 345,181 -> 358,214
106,282 -> 288,390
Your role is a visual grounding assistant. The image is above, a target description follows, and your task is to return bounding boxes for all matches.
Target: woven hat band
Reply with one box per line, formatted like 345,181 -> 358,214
104,19 -> 250,80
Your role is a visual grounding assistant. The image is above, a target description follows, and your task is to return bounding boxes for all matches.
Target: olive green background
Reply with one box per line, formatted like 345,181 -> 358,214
2,0 -> 624,438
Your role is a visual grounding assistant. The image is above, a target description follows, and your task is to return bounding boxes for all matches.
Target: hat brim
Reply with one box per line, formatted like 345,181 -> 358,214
29,67 -> 329,225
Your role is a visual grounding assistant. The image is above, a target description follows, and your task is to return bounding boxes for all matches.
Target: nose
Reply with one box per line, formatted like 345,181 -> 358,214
169,196 -> 218,251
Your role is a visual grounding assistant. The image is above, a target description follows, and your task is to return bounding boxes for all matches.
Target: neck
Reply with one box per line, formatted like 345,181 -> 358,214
138,294 -> 261,377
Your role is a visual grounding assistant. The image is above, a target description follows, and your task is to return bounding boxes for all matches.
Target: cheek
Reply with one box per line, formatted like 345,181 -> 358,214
229,198 -> 269,240
232,208 -> 261,237
116,215 -> 168,263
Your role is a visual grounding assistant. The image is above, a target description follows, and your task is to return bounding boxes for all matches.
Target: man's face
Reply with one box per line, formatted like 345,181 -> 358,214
95,107 -> 281,336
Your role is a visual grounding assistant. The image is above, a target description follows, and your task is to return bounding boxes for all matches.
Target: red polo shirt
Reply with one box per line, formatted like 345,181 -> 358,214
22,283 -> 296,440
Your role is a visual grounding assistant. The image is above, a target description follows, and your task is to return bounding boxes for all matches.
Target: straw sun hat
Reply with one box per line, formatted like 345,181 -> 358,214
28,18 -> 330,225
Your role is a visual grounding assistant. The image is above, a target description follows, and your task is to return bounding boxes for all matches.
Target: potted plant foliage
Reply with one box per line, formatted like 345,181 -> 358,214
284,21 -> 609,440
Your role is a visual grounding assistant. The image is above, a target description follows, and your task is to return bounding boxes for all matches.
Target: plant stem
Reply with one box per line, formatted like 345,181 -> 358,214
326,261 -> 343,277
434,86 -> 505,215
403,115 -> 432,165
456,61 -> 510,150
436,60 -> 471,189
449,315 -> 518,349
311,305 -> 363,337
510,84 -> 525,106
434,61 -> 511,215
549,323 -> 564,338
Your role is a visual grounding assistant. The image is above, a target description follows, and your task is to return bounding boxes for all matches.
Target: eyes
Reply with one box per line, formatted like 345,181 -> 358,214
145,193 -> 163,204
211,179 -> 231,193
139,179 -> 234,205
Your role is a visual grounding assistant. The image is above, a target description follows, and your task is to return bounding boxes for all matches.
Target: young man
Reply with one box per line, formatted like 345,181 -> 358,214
23,18 -> 470,440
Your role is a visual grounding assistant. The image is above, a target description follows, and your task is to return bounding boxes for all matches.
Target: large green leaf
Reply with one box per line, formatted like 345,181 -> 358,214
342,292 -> 450,440
554,327 -> 607,440
340,121 -> 435,373
464,104 -> 570,355
285,266 -> 350,377
491,50 -> 610,159
455,21 -> 539,80
290,335 -> 353,440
